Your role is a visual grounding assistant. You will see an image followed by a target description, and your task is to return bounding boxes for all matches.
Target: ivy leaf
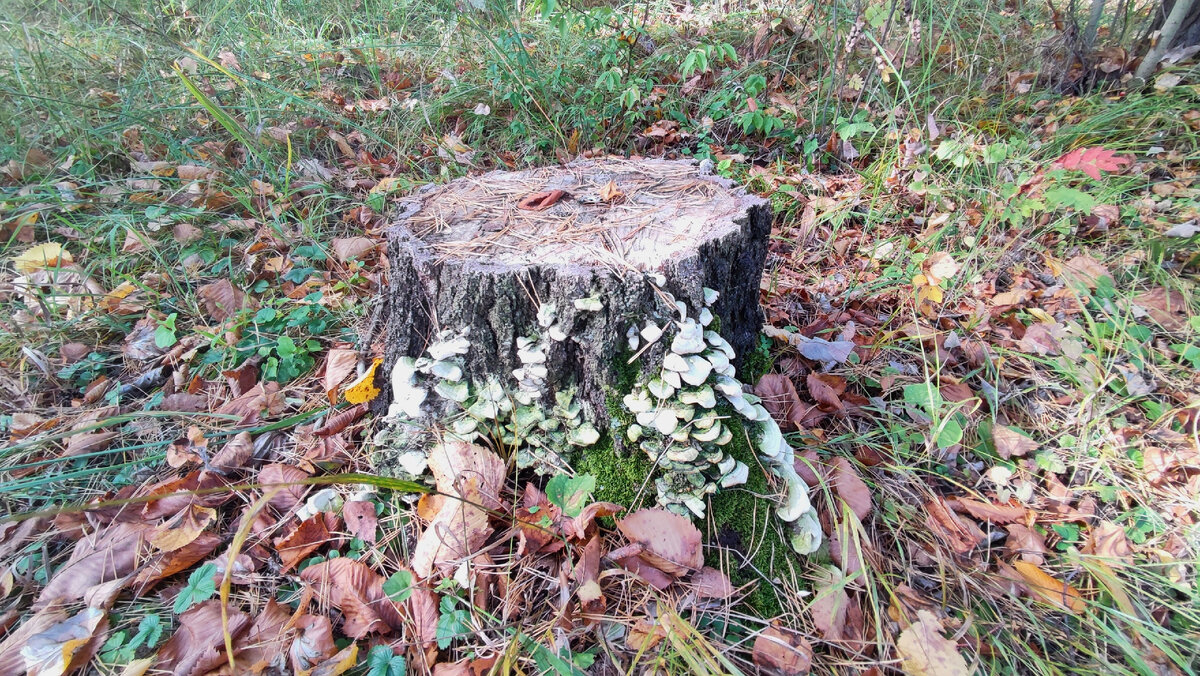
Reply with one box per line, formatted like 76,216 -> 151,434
173,563 -> 217,614
382,570 -> 414,602
545,474 -> 595,517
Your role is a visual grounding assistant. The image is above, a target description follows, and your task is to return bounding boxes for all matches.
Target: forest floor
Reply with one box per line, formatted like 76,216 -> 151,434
0,0 -> 1198,674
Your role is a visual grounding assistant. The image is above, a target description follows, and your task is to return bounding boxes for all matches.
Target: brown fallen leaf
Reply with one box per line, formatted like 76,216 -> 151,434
516,189 -> 565,211
299,558 -> 400,638
155,600 -> 251,676
309,643 -> 358,676
63,430 -> 118,459
991,425 -> 1038,459
215,382 -> 285,425
21,606 -> 107,676
753,623 -> 812,675
616,508 -> 703,577
924,497 -> 985,556
313,404 -> 367,437
754,373 -> 805,430
573,535 -> 604,616
258,463 -> 311,512
229,599 -> 293,672
167,426 -> 208,469
149,504 -> 217,552
1135,287 -> 1189,332
1012,561 -> 1085,613
1082,520 -> 1133,565
808,565 -> 850,641
1005,524 -> 1049,565
36,522 -> 152,609
276,515 -> 332,574
830,457 -> 872,520
692,566 -> 734,600
1062,253 -> 1111,290
895,609 -> 973,675
209,431 -> 255,471
343,500 -> 379,544
806,372 -> 846,413
322,349 -> 359,404
1016,323 -> 1060,356
131,531 -> 223,589
331,237 -> 378,263
290,615 -> 337,675
0,603 -> 69,675
140,470 -> 230,520
197,279 -> 251,322
952,498 -> 1026,524
411,442 -> 507,578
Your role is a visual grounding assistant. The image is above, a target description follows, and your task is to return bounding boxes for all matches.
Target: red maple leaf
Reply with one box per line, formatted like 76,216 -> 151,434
1052,147 -> 1132,181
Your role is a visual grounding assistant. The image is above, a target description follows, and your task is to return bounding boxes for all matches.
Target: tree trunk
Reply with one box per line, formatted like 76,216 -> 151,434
371,158 -> 771,449
1139,0 -> 1200,63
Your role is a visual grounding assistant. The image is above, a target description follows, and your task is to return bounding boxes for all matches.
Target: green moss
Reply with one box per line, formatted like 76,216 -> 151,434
706,411 -> 794,618
739,333 -> 774,385
573,435 -> 658,510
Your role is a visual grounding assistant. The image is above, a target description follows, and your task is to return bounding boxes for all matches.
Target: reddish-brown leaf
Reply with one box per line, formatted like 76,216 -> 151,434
991,425 -> 1038,459
830,457 -> 872,520
343,500 -> 379,544
209,431 -> 255,471
806,373 -> 846,413
573,535 -> 605,616
155,600 -> 251,676
516,189 -> 565,211
1083,520 -> 1133,564
276,515 -> 333,574
322,348 -> 359,404
197,279 -> 251,322
924,497 -> 985,556
36,522 -> 152,609
753,623 -> 813,675
952,497 -> 1026,524
616,508 -> 703,577
258,463 -> 311,512
289,615 -> 337,674
693,566 -> 734,600
313,403 -> 367,437
299,558 -> 400,638
1053,146 -> 1131,181
1005,524 -> 1049,565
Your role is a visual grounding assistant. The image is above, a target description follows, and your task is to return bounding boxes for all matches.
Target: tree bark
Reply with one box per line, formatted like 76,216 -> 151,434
1137,0 -> 1200,80
371,159 -> 771,440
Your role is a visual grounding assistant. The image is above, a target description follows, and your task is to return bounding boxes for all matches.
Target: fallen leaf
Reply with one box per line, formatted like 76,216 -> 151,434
1062,254 -> 1111,289
1052,147 -> 1131,181
516,189 -> 565,211
616,508 -> 703,577
228,599 -> 292,672
323,349 -> 359,404
0,603 -> 69,675
924,497 -> 985,556
209,431 -> 255,471
808,566 -> 849,641
895,609 -> 973,675
149,504 -> 217,552
573,535 -> 605,616
259,463 -> 312,511
155,600 -> 251,676
953,498 -> 1026,524
752,623 -> 813,675
1017,323 -> 1060,356
19,606 -> 106,676
923,252 -> 959,286
1005,524 -> 1049,565
290,615 -> 337,674
215,381 -> 285,425
331,237 -> 378,263
830,457 -> 872,520
806,373 -> 846,413
411,476 -> 493,579
1082,521 -> 1133,565
598,180 -> 623,202
276,515 -> 332,574
343,500 -> 379,544
1012,561 -> 1085,613
197,279 -> 250,322
36,522 -> 152,609
299,558 -> 399,638
12,242 -> 72,274
1134,287 -> 1189,332
991,425 -> 1038,459
343,358 -> 382,405
693,566 -> 734,599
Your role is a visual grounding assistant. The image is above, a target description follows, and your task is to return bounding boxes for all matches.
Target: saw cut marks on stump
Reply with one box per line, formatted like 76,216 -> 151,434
376,157 -> 771,444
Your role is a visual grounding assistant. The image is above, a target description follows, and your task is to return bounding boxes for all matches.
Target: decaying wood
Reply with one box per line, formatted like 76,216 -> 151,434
371,158 -> 771,443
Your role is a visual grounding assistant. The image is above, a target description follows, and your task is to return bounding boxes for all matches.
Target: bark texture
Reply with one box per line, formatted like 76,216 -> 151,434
371,159 -> 771,437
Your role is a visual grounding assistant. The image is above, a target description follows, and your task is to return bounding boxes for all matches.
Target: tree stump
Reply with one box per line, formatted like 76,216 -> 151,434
374,158 -> 771,435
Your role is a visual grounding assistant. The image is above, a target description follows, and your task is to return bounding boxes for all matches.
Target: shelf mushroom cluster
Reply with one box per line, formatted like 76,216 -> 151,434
621,284 -> 821,554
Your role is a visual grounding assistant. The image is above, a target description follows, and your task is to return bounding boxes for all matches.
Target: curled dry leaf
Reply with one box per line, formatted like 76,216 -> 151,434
155,600 -> 251,676
895,609 -> 973,676
991,425 -> 1038,459
209,431 -> 255,471
752,623 -> 813,675
36,522 -> 152,609
197,279 -> 251,322
0,603 -> 69,675
952,498 -> 1026,524
331,237 -> 378,263
806,373 -> 846,413
1134,287 -> 1189,332
229,599 -> 292,672
573,535 -> 605,616
1012,561 -> 1085,613
808,565 -> 850,641
167,426 -> 207,469
1083,520 -> 1133,564
755,373 -> 821,430
616,508 -> 703,577
924,497 -> 985,556
313,404 -> 367,437
290,615 -> 337,675
19,606 -> 106,676
923,252 -> 959,286
215,382 -> 285,425
411,442 -> 506,578
276,515 -> 333,574
149,504 -> 217,552
1004,524 -> 1049,565
131,531 -> 222,589
516,189 -> 565,211
63,430 -> 118,459
322,349 -> 359,404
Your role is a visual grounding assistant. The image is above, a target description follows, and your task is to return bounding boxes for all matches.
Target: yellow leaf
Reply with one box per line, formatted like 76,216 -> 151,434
1013,561 -> 1085,613
12,242 -> 72,273
896,609 -> 974,675
918,284 -> 944,305
343,358 -> 382,404
912,273 -> 930,288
